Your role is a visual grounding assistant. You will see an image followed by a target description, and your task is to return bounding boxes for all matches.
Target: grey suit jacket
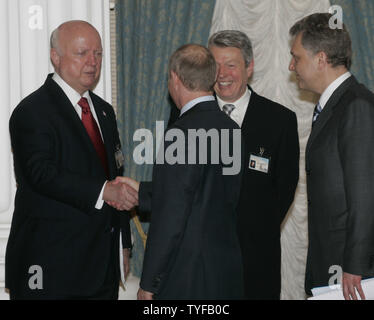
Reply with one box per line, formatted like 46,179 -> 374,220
305,75 -> 374,294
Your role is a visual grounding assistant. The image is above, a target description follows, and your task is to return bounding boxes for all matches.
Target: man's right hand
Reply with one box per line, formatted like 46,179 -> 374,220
103,179 -> 138,211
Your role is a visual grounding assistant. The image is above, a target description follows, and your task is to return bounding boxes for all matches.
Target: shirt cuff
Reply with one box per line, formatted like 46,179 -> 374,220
95,181 -> 108,210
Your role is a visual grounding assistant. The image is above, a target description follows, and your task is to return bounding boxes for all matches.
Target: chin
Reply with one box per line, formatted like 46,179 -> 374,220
216,90 -> 233,101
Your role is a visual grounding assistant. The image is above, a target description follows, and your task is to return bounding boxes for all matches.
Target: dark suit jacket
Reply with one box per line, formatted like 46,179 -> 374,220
168,87 -> 300,299
5,74 -> 130,299
139,100 -> 244,299
305,76 -> 374,294
237,88 -> 299,299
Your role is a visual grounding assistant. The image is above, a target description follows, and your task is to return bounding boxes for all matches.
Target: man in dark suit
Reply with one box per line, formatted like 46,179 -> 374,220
169,31 -> 299,300
5,20 -> 138,299
169,31 -> 300,299
289,13 -> 374,300
133,44 -> 244,300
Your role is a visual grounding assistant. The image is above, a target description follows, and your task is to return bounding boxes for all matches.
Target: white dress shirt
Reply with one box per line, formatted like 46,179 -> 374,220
179,95 -> 216,117
216,88 -> 251,127
52,73 -> 106,210
319,71 -> 352,110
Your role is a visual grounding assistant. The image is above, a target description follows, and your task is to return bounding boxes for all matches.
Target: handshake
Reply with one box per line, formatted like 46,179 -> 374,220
103,177 -> 140,211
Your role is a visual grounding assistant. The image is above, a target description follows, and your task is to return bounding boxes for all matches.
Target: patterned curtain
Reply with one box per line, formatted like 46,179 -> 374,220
330,0 -> 374,91
115,0 -> 216,277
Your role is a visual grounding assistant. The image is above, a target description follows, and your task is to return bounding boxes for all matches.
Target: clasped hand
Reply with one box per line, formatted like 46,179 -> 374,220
103,176 -> 140,211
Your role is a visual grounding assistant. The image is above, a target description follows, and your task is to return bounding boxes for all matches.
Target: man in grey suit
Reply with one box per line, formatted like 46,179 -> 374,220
289,13 -> 374,300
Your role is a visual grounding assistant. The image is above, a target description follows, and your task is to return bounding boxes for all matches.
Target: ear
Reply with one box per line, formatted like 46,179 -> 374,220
246,59 -> 254,79
316,51 -> 328,69
171,71 -> 179,83
50,48 -> 60,69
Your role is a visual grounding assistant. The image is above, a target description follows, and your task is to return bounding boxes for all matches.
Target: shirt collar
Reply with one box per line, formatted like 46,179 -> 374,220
319,71 -> 352,109
179,95 -> 216,117
52,72 -> 90,106
216,87 -> 251,111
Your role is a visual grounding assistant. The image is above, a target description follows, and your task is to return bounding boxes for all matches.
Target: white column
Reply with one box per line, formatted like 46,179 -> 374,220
0,0 -> 111,300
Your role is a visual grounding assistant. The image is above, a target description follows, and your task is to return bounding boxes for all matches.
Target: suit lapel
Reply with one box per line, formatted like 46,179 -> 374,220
45,75 -> 112,178
240,86 -> 258,132
45,74 -> 93,145
90,92 -> 116,178
306,76 -> 357,155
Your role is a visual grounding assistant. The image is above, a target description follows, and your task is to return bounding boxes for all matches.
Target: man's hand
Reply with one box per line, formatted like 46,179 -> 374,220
114,176 -> 140,192
123,248 -> 131,281
342,272 -> 366,300
137,288 -> 154,300
103,179 -> 138,211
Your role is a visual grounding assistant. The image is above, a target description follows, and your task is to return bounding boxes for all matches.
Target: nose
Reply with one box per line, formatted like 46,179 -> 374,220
87,52 -> 99,66
217,65 -> 226,78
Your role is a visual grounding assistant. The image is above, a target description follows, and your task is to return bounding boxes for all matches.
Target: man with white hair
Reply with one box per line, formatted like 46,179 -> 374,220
5,20 -> 137,299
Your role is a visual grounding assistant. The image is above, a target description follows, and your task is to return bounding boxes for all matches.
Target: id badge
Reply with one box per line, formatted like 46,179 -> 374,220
249,152 -> 270,174
115,144 -> 125,169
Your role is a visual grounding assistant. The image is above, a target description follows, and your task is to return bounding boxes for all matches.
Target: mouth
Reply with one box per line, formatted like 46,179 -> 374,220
84,71 -> 96,77
217,81 -> 233,88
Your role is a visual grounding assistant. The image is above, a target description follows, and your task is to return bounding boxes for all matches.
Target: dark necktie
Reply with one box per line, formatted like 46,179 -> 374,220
312,102 -> 322,127
223,104 -> 235,116
78,97 -> 109,177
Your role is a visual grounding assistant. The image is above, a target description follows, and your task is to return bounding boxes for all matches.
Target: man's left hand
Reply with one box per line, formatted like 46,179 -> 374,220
137,288 -> 154,300
342,272 -> 366,300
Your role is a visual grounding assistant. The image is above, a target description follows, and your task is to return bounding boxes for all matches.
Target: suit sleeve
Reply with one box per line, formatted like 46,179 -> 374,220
139,132 -> 202,294
338,98 -> 374,276
138,181 -> 153,213
10,104 -> 105,215
275,111 -> 300,222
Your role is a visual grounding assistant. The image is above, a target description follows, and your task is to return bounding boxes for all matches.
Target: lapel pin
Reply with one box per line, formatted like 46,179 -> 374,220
102,111 -> 107,117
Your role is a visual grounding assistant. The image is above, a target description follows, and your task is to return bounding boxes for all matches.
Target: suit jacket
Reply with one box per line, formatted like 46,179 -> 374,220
168,87 -> 300,299
139,100 -> 244,299
305,76 -> 374,294
5,74 -> 130,299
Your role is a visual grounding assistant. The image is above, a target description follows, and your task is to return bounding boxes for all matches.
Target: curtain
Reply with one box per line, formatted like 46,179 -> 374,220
115,0 -> 216,278
331,0 -> 374,91
210,0 -> 331,300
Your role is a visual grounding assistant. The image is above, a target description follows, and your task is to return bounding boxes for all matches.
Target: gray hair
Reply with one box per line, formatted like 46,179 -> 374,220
208,30 -> 253,67
50,27 -> 60,53
289,13 -> 352,69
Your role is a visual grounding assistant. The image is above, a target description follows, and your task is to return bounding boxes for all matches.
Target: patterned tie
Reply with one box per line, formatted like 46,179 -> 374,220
312,102 -> 322,127
223,104 -> 235,116
78,97 -> 109,177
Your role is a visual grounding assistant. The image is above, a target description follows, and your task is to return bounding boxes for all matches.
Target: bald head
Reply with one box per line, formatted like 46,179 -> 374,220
50,20 -> 103,95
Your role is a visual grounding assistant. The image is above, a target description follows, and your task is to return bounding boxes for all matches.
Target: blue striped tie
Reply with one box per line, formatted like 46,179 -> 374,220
312,102 -> 322,127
